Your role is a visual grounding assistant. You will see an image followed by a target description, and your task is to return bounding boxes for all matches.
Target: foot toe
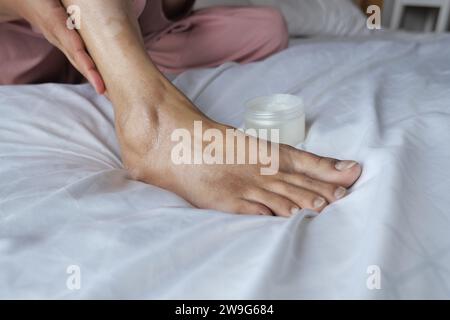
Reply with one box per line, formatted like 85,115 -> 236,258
287,148 -> 362,188
268,180 -> 329,213
244,188 -> 298,218
279,172 -> 348,203
234,200 -> 273,216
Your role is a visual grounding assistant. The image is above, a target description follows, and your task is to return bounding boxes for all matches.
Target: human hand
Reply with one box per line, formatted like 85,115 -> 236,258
2,0 -> 105,93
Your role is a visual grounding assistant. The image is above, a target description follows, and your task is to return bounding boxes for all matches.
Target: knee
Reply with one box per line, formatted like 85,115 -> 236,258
254,7 -> 289,53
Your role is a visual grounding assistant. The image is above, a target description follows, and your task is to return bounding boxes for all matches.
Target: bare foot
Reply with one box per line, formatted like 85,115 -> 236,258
115,82 -> 362,217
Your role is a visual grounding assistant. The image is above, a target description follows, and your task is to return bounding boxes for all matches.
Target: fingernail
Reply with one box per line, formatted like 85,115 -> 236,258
313,197 -> 326,209
334,186 -> 347,199
290,207 -> 300,216
335,160 -> 357,171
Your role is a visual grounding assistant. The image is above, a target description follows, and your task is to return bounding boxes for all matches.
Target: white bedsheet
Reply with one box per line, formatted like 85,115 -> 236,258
1,33 -> 450,299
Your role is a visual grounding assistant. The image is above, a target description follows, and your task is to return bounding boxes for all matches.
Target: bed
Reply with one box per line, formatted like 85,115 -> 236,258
1,18 -> 450,299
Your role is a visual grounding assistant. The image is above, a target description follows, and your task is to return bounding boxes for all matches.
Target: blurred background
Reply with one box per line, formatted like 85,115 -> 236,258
375,0 -> 450,32
196,0 -> 450,33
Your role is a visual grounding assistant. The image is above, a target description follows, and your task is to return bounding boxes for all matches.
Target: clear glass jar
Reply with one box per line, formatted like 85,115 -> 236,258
244,94 -> 305,146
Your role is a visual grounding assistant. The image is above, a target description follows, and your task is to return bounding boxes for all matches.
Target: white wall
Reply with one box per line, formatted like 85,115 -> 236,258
382,0 -> 449,31
382,0 -> 394,26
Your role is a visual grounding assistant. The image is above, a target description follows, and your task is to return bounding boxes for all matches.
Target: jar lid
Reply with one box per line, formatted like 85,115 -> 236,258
245,94 -> 304,121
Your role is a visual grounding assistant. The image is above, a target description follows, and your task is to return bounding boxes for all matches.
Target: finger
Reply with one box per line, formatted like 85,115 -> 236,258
72,43 -> 106,94
62,32 -> 106,94
50,7 -> 106,94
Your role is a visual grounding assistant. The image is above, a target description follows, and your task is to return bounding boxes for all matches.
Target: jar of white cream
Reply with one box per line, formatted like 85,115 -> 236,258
244,94 -> 305,146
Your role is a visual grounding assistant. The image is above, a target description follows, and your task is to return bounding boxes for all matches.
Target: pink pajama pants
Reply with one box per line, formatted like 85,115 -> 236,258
0,0 -> 288,85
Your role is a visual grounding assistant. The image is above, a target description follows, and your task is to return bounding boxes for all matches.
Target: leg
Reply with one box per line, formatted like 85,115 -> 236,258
62,0 -> 361,216
146,6 -> 289,73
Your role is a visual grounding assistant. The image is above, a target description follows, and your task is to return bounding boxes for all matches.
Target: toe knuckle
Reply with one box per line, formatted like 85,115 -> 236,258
302,176 -> 315,186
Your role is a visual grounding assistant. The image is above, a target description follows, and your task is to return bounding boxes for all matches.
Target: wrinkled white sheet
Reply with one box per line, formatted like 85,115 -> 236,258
1,33 -> 450,299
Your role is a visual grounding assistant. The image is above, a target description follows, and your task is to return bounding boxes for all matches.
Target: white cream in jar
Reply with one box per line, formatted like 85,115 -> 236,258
244,94 -> 305,146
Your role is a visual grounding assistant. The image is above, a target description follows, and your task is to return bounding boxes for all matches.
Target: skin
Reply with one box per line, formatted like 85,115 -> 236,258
2,0 -> 362,217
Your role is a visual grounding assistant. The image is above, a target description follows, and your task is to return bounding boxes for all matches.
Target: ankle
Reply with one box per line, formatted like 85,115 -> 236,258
107,66 -> 169,108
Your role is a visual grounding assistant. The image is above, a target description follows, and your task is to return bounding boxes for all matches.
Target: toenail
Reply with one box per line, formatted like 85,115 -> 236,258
334,186 -> 347,199
290,207 -> 300,216
335,160 -> 357,171
313,197 -> 326,209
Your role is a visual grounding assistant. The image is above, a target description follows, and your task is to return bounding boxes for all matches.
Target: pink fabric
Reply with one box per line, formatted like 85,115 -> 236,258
134,0 -> 148,18
0,0 -> 288,85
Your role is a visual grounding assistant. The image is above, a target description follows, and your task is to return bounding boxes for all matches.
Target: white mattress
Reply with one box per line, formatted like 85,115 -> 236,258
1,33 -> 450,299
